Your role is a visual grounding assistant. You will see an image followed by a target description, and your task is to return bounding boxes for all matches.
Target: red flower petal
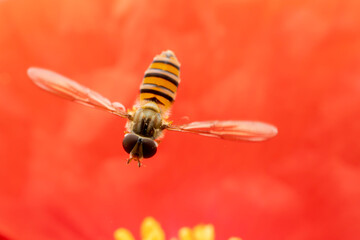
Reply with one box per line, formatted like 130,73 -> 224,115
0,0 -> 360,240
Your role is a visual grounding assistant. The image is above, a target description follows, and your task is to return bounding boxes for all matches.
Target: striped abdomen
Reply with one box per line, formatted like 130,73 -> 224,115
140,50 -> 181,111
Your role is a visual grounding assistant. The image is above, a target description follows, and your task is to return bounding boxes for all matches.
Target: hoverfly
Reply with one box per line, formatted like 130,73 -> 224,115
28,50 -> 277,167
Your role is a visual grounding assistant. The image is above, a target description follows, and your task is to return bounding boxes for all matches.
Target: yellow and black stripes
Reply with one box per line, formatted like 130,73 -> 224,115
140,50 -> 180,110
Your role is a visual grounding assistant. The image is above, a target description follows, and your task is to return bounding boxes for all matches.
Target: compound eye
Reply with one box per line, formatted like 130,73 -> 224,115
122,133 -> 139,154
142,138 -> 158,158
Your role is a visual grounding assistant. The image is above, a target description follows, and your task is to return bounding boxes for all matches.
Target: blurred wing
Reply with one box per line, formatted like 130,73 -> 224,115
28,67 -> 129,118
165,120 -> 278,141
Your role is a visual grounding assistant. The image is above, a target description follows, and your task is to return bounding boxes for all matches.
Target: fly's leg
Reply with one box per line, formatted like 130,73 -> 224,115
126,156 -> 142,167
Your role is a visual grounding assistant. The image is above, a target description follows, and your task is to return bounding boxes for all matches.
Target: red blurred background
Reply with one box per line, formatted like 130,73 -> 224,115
1,0 -> 360,239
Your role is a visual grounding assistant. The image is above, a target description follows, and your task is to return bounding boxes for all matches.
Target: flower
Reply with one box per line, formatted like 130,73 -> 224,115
1,0 -> 360,239
114,217 -> 241,240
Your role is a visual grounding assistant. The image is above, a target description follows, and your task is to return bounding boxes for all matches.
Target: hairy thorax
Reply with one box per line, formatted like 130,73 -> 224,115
129,102 -> 163,139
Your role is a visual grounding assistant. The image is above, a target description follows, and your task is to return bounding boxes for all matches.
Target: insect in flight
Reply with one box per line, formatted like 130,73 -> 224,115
28,50 -> 278,167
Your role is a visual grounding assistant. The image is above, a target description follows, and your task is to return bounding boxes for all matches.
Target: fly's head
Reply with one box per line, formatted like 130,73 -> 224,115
122,133 -> 158,166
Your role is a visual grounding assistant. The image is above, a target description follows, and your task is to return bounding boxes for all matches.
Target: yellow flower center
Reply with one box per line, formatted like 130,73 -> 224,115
114,217 -> 242,240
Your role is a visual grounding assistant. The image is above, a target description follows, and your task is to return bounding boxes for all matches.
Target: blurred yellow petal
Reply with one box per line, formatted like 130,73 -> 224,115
192,224 -> 214,240
114,228 -> 135,240
178,227 -> 193,240
228,238 -> 242,240
141,217 -> 165,240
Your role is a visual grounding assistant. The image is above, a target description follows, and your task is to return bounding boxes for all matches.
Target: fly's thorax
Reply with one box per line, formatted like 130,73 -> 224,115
130,104 -> 163,139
